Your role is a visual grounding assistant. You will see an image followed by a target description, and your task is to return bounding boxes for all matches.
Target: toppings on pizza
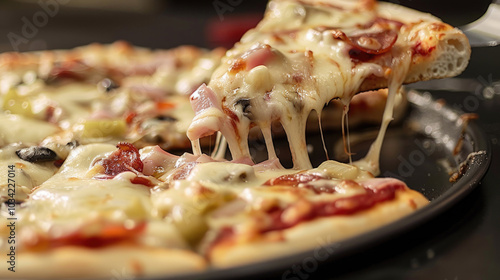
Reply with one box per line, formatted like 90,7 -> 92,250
0,0 -> 472,278
186,0 -> 470,172
15,146 -> 60,163
26,221 -> 147,250
96,142 -> 144,176
263,172 -> 326,187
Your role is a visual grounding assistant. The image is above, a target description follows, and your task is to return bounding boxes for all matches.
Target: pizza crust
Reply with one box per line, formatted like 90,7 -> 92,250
208,189 -> 428,267
0,1 -> 469,277
1,245 -> 206,279
358,1 -> 471,92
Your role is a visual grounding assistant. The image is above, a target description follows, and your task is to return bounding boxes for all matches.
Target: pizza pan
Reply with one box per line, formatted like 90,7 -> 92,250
148,89 -> 491,280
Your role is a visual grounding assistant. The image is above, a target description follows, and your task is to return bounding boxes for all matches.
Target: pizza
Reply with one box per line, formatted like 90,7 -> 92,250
0,41 -> 226,150
0,42 -> 228,201
0,41 -> 405,202
0,0 -> 470,278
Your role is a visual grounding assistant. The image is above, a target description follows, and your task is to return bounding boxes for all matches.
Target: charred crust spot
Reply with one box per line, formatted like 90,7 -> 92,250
413,42 -> 436,57
272,34 -> 285,44
229,58 -> 247,74
430,22 -> 450,32
408,199 -> 418,209
360,0 -> 376,11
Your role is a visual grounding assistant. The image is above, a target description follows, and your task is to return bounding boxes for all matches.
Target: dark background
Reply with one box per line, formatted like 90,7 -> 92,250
0,0 -> 493,52
1,0 -> 500,279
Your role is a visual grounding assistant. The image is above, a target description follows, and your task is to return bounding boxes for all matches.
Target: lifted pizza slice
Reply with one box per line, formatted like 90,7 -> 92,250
187,0 -> 470,172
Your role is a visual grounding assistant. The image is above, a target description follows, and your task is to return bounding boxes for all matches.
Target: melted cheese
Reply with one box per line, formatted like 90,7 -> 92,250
188,0 -> 398,169
0,114 -> 60,146
0,3 -> 467,274
354,50 -> 412,175
0,144 -> 58,201
187,0 -> 458,177
0,44 -> 225,153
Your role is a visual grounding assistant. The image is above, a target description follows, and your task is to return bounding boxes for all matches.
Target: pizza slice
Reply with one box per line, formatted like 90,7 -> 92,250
203,168 -> 428,266
186,0 -> 470,173
143,149 -> 428,267
0,143 -> 206,278
0,0 -> 472,276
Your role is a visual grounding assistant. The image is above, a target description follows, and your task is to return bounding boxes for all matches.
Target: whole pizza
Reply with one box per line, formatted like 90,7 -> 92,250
0,0 -> 470,278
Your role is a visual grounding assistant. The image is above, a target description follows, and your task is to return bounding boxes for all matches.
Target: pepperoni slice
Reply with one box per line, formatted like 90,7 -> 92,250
27,222 -> 146,249
46,60 -> 88,83
327,28 -> 398,55
349,30 -> 398,54
334,29 -> 397,55
263,172 -> 327,186
99,142 -> 144,176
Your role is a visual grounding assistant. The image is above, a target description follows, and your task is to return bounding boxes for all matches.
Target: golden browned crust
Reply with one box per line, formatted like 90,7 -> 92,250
0,245 -> 207,279
209,189 -> 428,267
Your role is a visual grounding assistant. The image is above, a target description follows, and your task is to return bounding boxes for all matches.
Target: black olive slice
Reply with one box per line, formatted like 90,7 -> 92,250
16,147 -> 59,163
235,98 -> 253,120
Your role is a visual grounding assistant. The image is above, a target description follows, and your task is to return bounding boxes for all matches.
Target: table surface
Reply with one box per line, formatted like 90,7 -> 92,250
1,3 -> 499,280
